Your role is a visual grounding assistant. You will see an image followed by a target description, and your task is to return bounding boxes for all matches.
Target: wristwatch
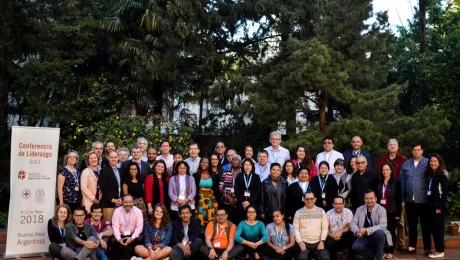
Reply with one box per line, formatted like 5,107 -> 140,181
209,245 -> 214,250
282,246 -> 286,250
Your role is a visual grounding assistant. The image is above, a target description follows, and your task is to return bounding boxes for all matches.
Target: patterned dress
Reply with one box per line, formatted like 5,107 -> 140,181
57,167 -> 81,206
196,177 -> 218,233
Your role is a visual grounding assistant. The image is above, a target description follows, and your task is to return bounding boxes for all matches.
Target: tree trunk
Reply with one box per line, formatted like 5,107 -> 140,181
318,90 -> 328,134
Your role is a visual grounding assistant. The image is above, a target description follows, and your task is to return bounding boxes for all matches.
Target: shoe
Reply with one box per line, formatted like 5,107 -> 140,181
429,252 -> 445,258
425,250 -> 433,256
385,253 -> 394,259
130,257 -> 138,260
407,248 -> 416,254
170,249 -> 179,260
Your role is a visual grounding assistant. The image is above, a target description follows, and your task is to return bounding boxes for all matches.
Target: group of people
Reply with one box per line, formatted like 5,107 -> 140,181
50,132 -> 449,260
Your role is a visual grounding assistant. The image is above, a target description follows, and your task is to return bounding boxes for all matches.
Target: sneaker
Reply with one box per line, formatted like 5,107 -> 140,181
130,257 -> 138,260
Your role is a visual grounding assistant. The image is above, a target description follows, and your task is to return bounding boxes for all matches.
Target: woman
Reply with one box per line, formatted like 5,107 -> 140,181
210,152 -> 223,178
281,160 -> 297,186
346,155 -> 358,175
425,154 -> 448,259
377,163 -> 401,259
48,204 -> 72,259
285,167 -> 311,222
194,157 -> 219,232
260,163 -> 288,225
262,210 -> 300,260
234,159 -> 262,223
57,151 -> 81,212
311,161 -> 338,211
341,155 -> 358,204
168,161 -> 196,220
134,203 -> 173,260
123,161 -> 148,220
145,160 -> 170,217
171,150 -> 184,176
292,146 -> 317,180
332,159 -> 346,197
244,145 -> 256,163
81,151 -> 100,214
234,205 -> 268,260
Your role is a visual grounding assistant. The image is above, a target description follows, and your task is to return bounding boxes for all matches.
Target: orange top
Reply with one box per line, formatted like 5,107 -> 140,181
204,221 -> 236,249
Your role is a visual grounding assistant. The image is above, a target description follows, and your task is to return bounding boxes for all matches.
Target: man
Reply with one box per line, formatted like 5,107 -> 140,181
221,149 -> 236,172
147,147 -> 158,174
184,143 -> 201,175
400,143 -> 431,255
118,148 -> 130,168
315,137 -> 344,175
293,192 -> 329,260
264,131 -> 290,166
157,140 -> 174,172
376,138 -> 407,251
170,205 -> 203,260
105,141 -> 116,157
81,141 -> 109,169
199,208 -> 244,260
99,151 -> 122,222
351,190 -> 392,260
129,137 -> 148,162
111,194 -> 144,255
85,204 -> 114,260
325,196 -> 354,260
350,155 -> 378,211
120,146 -> 149,182
215,141 -> 228,166
61,207 -> 99,260
255,150 -> 271,182
219,154 -> 241,223
343,136 -> 372,171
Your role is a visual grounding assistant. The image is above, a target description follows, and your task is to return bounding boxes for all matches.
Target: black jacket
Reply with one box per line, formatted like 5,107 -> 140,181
99,165 -> 122,208
120,159 -> 149,183
234,172 -> 261,207
285,182 -> 312,220
350,170 -> 378,210
193,172 -> 220,210
260,176 -> 288,217
311,174 -> 340,212
171,219 -> 201,245
426,174 -> 448,210
377,179 -> 402,217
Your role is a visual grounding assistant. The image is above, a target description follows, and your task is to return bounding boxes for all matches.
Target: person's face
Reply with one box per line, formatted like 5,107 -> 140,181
296,147 -> 305,159
138,140 -> 148,152
129,165 -> 138,178
365,192 -> 376,208
123,196 -> 134,211
231,157 -> 241,168
91,208 -> 103,221
298,169 -> 309,182
174,154 -> 183,163
119,151 -> 129,162
334,164 -> 344,174
131,148 -> 141,160
106,142 -> 115,153
257,153 -> 268,165
73,210 -> 85,225
178,164 -> 187,175
226,151 -> 235,162
356,158 -> 367,172
270,166 -> 281,178
333,198 -> 345,213
66,152 -> 78,166
245,147 -> 253,158
304,194 -> 316,207
272,211 -> 283,224
382,165 -> 392,179
270,135 -> 281,147
430,156 -> 440,171
93,144 -> 103,156
179,208 -> 191,222
323,139 -> 334,152
351,137 -> 362,150
200,158 -> 209,171
319,164 -> 329,175
160,142 -> 171,154
57,207 -> 68,222
211,155 -> 219,167
147,149 -> 157,161
108,152 -> 119,166
189,144 -> 199,158
155,163 -> 165,175
215,142 -> 226,155
285,162 -> 294,174
246,207 -> 257,221
88,154 -> 99,167
412,145 -> 423,159
350,158 -> 357,170
388,141 -> 398,153
243,161 -> 252,173
154,206 -> 164,220
215,210 -> 228,223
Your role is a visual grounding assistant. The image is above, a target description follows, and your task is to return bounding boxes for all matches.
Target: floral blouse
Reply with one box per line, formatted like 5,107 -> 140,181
58,167 -> 81,204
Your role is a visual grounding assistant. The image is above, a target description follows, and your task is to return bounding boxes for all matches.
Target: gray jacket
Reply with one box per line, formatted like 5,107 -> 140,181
65,222 -> 98,251
351,204 -> 392,246
400,157 -> 429,203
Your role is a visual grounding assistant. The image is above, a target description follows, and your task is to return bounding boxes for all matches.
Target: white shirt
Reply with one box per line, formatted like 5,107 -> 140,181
185,157 -> 201,175
157,154 -> 174,169
255,163 -> 271,182
286,176 -> 299,186
264,145 -> 291,166
315,149 -> 344,174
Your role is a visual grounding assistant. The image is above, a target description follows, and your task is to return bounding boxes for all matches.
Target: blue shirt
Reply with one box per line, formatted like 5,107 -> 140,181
234,221 -> 268,244
400,157 -> 429,203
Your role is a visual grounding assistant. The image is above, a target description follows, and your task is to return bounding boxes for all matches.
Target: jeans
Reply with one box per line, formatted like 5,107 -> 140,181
198,244 -> 244,260
171,238 -> 203,260
297,241 -> 330,260
352,230 -> 386,260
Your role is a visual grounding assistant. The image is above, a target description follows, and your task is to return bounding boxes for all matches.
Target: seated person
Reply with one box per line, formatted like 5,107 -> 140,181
85,203 -> 113,260
199,207 -> 244,260
48,204 -> 72,259
325,196 -> 354,260
351,190 -> 392,260
61,207 -> 99,260
170,205 -> 203,260
234,205 -> 268,260
133,203 -> 173,260
262,210 -> 300,260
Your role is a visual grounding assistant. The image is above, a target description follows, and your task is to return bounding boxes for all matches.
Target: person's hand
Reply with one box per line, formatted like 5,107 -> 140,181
436,209 -> 441,214
177,199 -> 185,206
226,194 -> 237,206
148,207 -> 153,215
92,198 -> 99,204
261,214 -> 265,219
115,199 -> 122,207
401,202 -> 405,211
275,246 -> 283,254
443,169 -> 449,177
98,233 -> 104,239
396,217 -> 400,220
242,201 -> 250,209
317,241 -> 324,250
208,248 -> 217,259
118,238 -> 126,245
59,243 -> 66,248
299,242 -> 306,251
221,250 -> 229,260
125,237 -> 133,245
100,239 -> 107,249
84,241 -> 98,249
322,201 -> 327,207
357,228 -> 367,237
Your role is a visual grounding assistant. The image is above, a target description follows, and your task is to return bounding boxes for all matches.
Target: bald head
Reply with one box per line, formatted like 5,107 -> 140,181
351,136 -> 363,151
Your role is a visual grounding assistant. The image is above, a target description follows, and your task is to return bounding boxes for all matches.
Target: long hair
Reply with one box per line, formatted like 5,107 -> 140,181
281,160 -> 296,179
379,162 -> 395,183
150,203 -> 171,229
52,204 -> 72,227
425,154 -> 446,178
210,152 -> 222,173
242,158 -> 256,174
345,155 -> 358,174
196,157 -> 210,175
272,209 -> 290,237
153,159 -> 168,177
295,146 -> 313,169
174,161 -> 191,176
127,161 -> 141,180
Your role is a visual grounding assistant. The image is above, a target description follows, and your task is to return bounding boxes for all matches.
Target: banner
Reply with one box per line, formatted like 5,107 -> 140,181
4,126 -> 60,258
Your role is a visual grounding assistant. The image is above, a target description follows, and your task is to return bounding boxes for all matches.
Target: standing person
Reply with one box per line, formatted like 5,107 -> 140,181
133,203 -> 173,260
81,151 -> 100,215
325,197 -> 354,260
168,161 -> 196,220
158,140 -> 174,174
99,151 -> 122,222
260,163 -> 288,225
118,148 -> 130,168
234,159 -> 262,223
184,143 -> 201,175
133,137 -> 149,162
343,136 -> 372,171
333,159 -> 347,198
292,146 -> 317,180
145,160 -> 171,216
194,157 -> 219,232
222,149 -> 236,172
210,152 -> 223,178
341,156 -> 357,204
57,151 -> 82,212
282,160 -> 298,186
123,162 -> 148,220
147,147 -> 158,175
400,143 -> 431,256
48,204 -> 72,259
350,155 -> 378,211
255,150 -> 271,182
61,207 -> 99,260
170,205 -> 203,260
120,146 -> 149,182
285,168 -> 312,222
215,142 -> 228,166
171,150 -> 184,176
293,192 -> 329,260
377,163 -> 401,259
234,205 -> 268,260
82,141 -> 109,169
244,145 -> 257,163
264,131 -> 291,166
311,161 -> 339,212
218,154 -> 241,222
315,137 -> 344,175
426,154 -> 448,259
85,204 -> 113,260
351,190 -> 392,260
105,141 -> 117,158
262,210 -> 300,260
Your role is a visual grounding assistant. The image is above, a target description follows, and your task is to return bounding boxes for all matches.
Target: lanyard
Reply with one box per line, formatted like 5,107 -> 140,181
221,156 -> 225,165
90,167 -> 100,180
124,210 -> 133,227
67,167 -> 79,185
323,151 -> 334,163
382,184 -> 388,199
300,181 -> 309,193
58,224 -> 65,239
428,178 -> 433,191
276,225 -> 283,247
352,150 -> 362,157
334,173 -> 342,185
366,208 -> 375,226
244,173 -> 253,189
215,224 -> 226,239
320,175 -> 329,192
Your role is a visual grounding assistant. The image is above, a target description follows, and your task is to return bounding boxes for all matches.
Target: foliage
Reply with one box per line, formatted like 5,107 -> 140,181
447,181 -> 460,222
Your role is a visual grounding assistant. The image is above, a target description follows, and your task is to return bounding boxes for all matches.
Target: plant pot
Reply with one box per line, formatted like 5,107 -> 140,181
448,224 -> 459,236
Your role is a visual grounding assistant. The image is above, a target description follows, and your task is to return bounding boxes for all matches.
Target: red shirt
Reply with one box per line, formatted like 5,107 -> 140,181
84,218 -> 111,233
144,175 -> 170,204
377,152 -> 408,180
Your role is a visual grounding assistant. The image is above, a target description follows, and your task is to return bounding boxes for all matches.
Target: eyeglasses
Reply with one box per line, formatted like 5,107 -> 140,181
356,161 -> 366,165
74,214 -> 85,218
216,214 -> 227,217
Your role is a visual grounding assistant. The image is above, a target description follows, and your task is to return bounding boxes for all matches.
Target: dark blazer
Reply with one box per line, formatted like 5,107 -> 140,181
99,165 -> 122,208
260,176 -> 288,217
311,174 -> 340,212
171,218 -> 201,245
193,172 -> 220,210
234,172 -> 262,207
120,159 -> 149,183
377,179 -> 402,217
285,181 -> 312,221
427,173 -> 448,210
47,219 -> 65,244
350,170 -> 378,210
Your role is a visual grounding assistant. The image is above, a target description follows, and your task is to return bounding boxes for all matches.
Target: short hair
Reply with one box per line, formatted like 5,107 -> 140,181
64,150 -> 79,166
333,196 -> 345,203
147,147 -> 157,152
179,204 -> 192,214
364,189 -> 376,197
270,131 -> 282,139
258,150 -> 269,157
92,141 -> 103,148
173,150 -> 184,157
270,162 -> 281,170
357,155 -> 367,163
304,191 -> 316,198
298,167 -> 310,175
73,207 -> 85,214
160,140 -> 171,147
334,158 -> 345,166
318,161 -> 330,170
118,147 -> 130,156
86,151 -> 98,166
137,137 -> 148,145
323,136 -> 335,144
106,141 -> 115,146
189,142 -> 199,148
227,149 -> 236,155
216,207 -> 227,214
90,203 -> 102,213
131,145 -> 141,152
387,139 -> 398,147
411,142 -> 423,150
231,154 -> 242,161
122,193 -> 134,201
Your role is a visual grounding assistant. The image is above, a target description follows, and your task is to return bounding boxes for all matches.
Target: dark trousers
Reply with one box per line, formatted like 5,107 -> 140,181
297,242 -> 330,260
324,231 -> 354,260
172,238 -> 203,260
49,242 -> 63,259
199,244 -> 244,260
109,235 -> 143,257
260,244 -> 300,260
431,206 -> 445,252
384,212 -> 397,254
170,210 -> 179,221
406,202 -> 432,250
352,230 -> 386,260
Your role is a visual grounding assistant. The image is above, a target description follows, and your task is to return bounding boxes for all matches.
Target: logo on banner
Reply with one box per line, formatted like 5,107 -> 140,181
22,189 -> 31,199
35,189 -> 45,203
18,170 -> 26,180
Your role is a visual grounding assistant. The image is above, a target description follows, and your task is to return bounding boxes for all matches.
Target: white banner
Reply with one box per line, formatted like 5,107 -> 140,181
4,126 -> 60,258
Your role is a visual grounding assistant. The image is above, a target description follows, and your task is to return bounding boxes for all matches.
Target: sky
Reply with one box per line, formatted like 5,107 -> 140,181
373,0 -> 417,29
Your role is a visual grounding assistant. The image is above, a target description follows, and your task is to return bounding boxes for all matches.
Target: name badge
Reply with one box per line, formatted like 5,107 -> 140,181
179,195 -> 185,200
74,187 -> 79,191
321,193 -> 326,199
427,191 -> 432,195
380,199 -> 386,204
230,188 -> 235,193
123,230 -> 131,236
214,242 -> 221,248
244,191 -> 251,197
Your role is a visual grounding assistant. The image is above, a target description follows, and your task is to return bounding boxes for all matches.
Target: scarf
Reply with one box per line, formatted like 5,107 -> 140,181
174,175 -> 191,197
152,174 -> 170,207
270,174 -> 280,183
